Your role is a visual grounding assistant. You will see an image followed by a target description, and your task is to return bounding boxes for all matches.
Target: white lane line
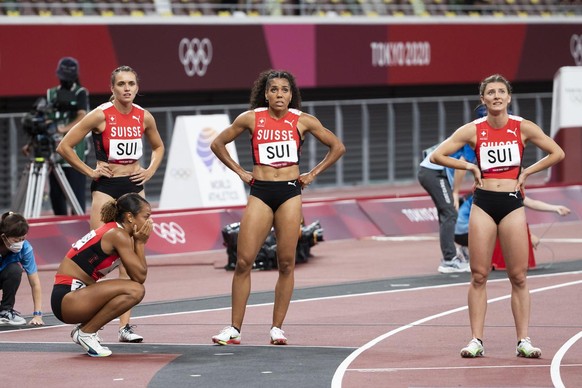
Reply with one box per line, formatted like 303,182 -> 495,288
370,236 -> 437,241
370,236 -> 582,243
331,279 -> 582,388
349,363 -> 582,372
1,271 -> 580,331
539,238 -> 582,243
551,330 -> 582,388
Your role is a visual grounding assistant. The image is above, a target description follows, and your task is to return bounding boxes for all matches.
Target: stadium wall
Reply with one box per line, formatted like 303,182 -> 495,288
0,19 -> 581,98
27,185 -> 582,268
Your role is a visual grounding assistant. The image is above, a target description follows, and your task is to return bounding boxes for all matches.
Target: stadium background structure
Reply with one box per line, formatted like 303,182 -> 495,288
0,11 -> 580,212
1,0 -> 581,18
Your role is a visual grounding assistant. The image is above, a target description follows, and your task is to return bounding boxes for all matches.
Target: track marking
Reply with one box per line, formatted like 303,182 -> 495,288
370,236 -> 582,243
551,330 -> 582,388
2,270 -> 581,387
331,278 -> 582,388
539,238 -> 582,243
1,271 -> 580,332
370,236 -> 437,241
349,363 -> 582,372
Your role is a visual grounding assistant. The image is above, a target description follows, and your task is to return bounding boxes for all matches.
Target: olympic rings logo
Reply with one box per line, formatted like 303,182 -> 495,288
571,34 -> 582,66
567,88 -> 582,104
153,222 -> 186,244
179,38 -> 213,77
170,168 -> 192,179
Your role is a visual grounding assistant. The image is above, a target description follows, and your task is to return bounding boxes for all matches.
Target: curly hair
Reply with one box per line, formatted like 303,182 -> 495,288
100,193 -> 150,224
249,70 -> 302,110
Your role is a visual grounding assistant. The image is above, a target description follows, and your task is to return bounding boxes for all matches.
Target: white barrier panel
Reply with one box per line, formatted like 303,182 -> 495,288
159,114 -> 247,210
550,66 -> 582,138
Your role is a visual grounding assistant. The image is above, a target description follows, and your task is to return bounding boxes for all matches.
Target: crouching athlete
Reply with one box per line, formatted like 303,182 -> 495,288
51,193 -> 152,357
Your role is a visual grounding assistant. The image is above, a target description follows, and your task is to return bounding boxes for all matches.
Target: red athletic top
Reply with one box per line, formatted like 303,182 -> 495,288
475,115 -> 524,179
93,102 -> 145,165
251,108 -> 303,168
65,222 -> 122,281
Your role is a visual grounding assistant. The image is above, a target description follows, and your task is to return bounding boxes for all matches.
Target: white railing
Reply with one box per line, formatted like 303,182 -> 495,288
0,92 -> 554,213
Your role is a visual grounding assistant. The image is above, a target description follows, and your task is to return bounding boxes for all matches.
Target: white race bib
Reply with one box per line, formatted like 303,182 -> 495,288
479,142 -> 521,171
71,230 -> 96,250
109,139 -> 143,161
71,279 -> 87,291
257,140 -> 298,165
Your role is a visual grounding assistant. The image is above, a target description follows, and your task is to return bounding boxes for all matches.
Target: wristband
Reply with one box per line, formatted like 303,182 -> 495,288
33,311 -> 42,316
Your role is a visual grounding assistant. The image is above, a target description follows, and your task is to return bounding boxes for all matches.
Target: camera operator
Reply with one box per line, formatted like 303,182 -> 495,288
23,57 -> 89,216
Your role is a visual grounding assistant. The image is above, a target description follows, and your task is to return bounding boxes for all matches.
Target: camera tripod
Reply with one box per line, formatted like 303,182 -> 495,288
12,155 -> 83,219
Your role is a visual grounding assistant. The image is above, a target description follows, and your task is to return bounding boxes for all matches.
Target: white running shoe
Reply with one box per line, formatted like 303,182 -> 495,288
212,326 -> 241,345
438,257 -> 470,274
71,325 -> 81,344
118,324 -> 144,343
71,325 -> 103,344
0,309 -> 26,326
270,327 -> 288,345
77,330 -> 112,357
460,338 -> 484,358
516,337 -> 541,358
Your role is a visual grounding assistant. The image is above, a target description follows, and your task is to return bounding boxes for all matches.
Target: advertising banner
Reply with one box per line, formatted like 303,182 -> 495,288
159,114 -> 247,209
27,185 -> 582,268
549,66 -> 582,183
551,66 -> 582,137
1,23 -> 581,97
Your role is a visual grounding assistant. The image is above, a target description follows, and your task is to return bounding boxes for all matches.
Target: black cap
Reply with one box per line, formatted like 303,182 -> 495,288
56,57 -> 79,82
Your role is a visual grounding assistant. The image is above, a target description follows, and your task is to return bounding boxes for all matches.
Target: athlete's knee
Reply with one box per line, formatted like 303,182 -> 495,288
508,270 -> 527,289
470,270 -> 488,287
276,256 -> 295,275
126,282 -> 145,304
234,255 -> 255,274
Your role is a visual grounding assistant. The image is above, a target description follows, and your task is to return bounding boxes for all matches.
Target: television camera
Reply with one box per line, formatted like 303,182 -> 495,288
12,96 -> 83,218
21,97 -> 58,159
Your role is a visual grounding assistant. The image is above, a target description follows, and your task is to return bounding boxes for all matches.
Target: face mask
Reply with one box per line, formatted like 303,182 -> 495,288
7,240 -> 24,253
2,235 -> 24,253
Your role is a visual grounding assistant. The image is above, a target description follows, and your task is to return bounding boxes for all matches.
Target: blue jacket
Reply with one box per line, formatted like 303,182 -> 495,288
0,240 -> 37,274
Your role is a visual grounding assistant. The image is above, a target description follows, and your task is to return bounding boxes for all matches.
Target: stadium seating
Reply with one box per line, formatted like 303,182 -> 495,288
0,0 -> 580,17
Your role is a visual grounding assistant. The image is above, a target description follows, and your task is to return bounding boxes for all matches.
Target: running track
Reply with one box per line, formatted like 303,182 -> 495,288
1,190 -> 581,387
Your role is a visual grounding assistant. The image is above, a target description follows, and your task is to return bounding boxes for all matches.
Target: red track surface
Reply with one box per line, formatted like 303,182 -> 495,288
2,182 -> 581,387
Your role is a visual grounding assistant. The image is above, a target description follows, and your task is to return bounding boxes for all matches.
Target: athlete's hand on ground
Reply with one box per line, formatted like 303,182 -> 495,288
133,219 -> 153,243
28,316 -> 44,326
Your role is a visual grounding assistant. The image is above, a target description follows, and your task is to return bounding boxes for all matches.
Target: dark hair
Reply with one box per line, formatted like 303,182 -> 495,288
249,69 -> 302,110
100,193 -> 150,224
0,212 -> 29,238
110,66 -> 139,102
479,74 -> 512,97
